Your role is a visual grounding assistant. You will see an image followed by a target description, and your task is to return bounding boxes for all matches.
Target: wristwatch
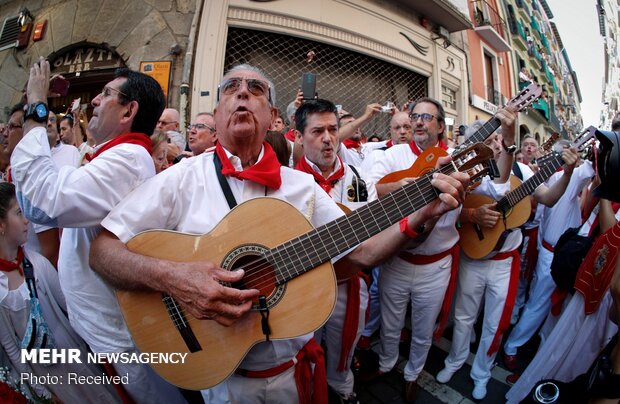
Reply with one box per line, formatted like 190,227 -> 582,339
501,139 -> 517,154
24,102 -> 49,123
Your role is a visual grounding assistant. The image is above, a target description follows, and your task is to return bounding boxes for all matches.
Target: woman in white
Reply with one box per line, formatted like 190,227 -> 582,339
0,183 -> 118,402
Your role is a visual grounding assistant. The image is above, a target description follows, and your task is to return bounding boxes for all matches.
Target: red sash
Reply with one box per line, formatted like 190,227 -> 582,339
215,142 -> 282,190
0,247 -> 24,276
284,129 -> 297,142
337,273 -> 370,372
409,139 -> 448,156
488,249 -> 521,356
295,156 -> 345,194
342,138 -> 361,149
85,133 -> 152,161
235,338 -> 327,404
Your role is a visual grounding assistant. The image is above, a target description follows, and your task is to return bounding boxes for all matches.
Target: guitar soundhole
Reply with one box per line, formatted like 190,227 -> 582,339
221,244 -> 286,310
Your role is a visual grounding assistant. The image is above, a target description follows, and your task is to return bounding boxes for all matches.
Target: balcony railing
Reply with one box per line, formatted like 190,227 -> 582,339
471,0 -> 511,51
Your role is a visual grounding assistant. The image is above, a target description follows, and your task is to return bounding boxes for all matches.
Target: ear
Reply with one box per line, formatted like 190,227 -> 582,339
270,107 -> 278,122
120,100 -> 139,125
295,129 -> 303,146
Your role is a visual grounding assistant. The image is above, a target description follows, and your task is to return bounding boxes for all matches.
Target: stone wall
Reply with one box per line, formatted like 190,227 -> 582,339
0,0 -> 196,119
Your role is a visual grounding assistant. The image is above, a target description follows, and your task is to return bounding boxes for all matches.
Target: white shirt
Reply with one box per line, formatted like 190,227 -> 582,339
540,161 -> 594,246
339,141 -> 387,167
11,126 -> 155,352
301,156 -> 378,210
51,143 -> 81,168
102,146 -> 346,370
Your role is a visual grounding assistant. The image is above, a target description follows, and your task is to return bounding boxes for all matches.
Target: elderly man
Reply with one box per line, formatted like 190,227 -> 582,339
157,107 -> 180,132
11,57 -> 184,403
90,64 -> 468,403
187,112 -> 217,155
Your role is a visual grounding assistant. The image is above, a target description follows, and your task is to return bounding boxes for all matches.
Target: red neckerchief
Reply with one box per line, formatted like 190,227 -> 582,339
85,133 -> 152,161
0,247 -> 24,276
385,139 -> 394,148
409,139 -> 448,156
215,142 -> 282,190
342,138 -> 361,150
295,156 -> 345,194
284,129 -> 297,142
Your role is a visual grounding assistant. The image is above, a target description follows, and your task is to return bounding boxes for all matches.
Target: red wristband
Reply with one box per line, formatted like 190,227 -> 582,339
399,217 -> 419,239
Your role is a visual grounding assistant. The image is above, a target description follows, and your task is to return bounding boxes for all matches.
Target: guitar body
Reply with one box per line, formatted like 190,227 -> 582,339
459,176 -> 532,259
377,147 -> 448,184
117,198 -> 337,390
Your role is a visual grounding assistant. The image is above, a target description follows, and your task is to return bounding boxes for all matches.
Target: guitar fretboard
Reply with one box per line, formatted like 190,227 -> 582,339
497,153 -> 563,213
267,166 -> 446,284
455,117 -> 501,153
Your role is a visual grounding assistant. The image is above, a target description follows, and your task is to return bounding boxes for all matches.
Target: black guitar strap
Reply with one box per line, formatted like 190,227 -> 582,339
213,151 -> 238,210
212,152 -> 271,340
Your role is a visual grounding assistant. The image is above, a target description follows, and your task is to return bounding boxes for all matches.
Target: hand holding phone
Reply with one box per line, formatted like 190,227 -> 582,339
301,73 -> 317,100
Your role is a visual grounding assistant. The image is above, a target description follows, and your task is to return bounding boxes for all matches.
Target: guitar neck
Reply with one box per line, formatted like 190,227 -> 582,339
455,117 -> 501,153
270,167 -> 447,284
497,154 -> 563,213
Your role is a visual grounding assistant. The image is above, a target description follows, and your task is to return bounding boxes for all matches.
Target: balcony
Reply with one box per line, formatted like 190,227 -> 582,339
512,19 -> 529,51
471,0 -> 511,52
532,98 -> 550,120
516,0 -> 530,20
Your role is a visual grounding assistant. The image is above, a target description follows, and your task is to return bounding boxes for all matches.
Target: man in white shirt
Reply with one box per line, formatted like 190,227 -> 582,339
90,64 -> 469,403
11,57 -> 184,403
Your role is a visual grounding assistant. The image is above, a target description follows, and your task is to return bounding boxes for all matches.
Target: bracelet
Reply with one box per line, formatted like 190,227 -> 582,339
399,217 -> 419,239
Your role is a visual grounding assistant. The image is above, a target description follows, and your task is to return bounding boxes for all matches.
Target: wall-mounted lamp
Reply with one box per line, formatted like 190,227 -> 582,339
17,7 -> 33,28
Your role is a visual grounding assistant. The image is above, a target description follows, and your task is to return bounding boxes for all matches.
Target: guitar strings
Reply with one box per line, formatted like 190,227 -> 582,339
226,155 -> 486,293
235,153 -> 491,292
224,167 -> 446,292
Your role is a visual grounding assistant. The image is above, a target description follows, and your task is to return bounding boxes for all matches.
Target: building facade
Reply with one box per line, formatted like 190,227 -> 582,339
598,0 -> 620,129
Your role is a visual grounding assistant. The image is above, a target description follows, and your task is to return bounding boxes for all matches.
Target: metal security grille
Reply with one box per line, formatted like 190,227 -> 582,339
224,27 -> 428,139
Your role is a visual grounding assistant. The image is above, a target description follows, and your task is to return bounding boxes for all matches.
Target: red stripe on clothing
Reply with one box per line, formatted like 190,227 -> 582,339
235,338 -> 327,404
487,249 -> 520,356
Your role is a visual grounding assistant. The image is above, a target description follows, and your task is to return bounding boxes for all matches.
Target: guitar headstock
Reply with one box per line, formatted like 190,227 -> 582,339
507,82 -> 543,112
449,143 -> 495,184
540,133 -> 560,153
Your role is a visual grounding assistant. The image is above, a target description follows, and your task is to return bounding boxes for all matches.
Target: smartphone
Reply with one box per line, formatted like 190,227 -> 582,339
301,73 -> 316,100
50,76 -> 69,97
71,97 -> 81,113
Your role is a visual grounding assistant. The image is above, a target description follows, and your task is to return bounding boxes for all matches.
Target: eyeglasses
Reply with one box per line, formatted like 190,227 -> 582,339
217,77 -> 272,104
187,123 -> 215,132
158,120 -> 178,126
409,113 -> 437,123
100,86 -> 127,99
7,123 -> 22,130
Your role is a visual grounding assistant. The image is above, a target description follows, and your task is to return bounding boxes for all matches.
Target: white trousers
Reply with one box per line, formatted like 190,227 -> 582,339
316,278 -> 368,395
504,247 -> 554,356
202,366 -> 299,404
443,255 -> 513,386
512,232 -> 535,317
378,255 -> 451,382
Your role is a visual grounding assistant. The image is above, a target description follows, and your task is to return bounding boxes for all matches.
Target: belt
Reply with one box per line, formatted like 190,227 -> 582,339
542,239 -> 554,252
398,248 -> 453,265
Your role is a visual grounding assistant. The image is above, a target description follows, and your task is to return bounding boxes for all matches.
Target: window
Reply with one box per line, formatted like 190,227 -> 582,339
0,16 -> 19,51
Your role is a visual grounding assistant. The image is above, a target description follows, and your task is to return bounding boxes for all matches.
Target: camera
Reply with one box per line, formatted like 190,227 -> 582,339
381,101 -> 395,113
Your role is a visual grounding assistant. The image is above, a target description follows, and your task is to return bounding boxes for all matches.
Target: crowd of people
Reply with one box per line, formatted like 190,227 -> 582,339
0,56 -> 618,404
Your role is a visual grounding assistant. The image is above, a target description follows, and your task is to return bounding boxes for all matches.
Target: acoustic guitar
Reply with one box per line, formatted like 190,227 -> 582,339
117,143 -> 494,390
378,82 -> 542,185
459,127 -> 597,259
